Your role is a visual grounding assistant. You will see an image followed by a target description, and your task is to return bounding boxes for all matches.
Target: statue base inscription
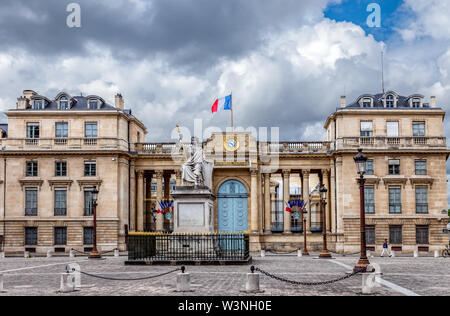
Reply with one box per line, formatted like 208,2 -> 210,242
171,186 -> 216,233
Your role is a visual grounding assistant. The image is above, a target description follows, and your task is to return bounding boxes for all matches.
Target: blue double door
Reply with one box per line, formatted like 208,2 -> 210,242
218,180 -> 248,233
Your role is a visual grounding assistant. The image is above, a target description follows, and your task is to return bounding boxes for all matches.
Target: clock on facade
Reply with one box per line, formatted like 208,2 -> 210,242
224,137 -> 240,152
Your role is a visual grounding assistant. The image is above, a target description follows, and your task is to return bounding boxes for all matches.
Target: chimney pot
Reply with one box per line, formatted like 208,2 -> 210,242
430,96 -> 436,108
115,93 -> 124,110
341,96 -> 346,108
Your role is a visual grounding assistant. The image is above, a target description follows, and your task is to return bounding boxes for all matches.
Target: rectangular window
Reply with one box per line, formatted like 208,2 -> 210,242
360,121 -> 373,137
54,227 -> 67,245
362,98 -> 371,107
88,100 -> 98,110
54,189 -> 67,216
366,226 -> 375,245
55,122 -> 68,138
389,225 -> 402,244
415,160 -> 427,175
415,186 -> 428,214
412,99 -> 421,108
416,226 -> 429,244
84,190 -> 94,216
413,122 -> 425,137
386,121 -> 399,137
364,186 -> 375,214
85,122 -> 98,138
55,161 -> 67,177
388,159 -> 400,175
26,123 -> 40,138
366,160 -> 374,175
33,100 -> 43,110
25,188 -> 38,216
26,161 -> 38,177
25,227 -> 38,245
83,227 -> 94,245
389,186 -> 402,214
84,161 -> 96,177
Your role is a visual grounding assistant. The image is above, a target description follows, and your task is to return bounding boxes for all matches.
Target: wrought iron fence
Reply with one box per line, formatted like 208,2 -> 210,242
127,232 -> 250,262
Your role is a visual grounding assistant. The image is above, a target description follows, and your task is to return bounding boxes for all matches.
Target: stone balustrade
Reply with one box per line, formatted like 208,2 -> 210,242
1,138 -> 128,151
337,137 -> 447,150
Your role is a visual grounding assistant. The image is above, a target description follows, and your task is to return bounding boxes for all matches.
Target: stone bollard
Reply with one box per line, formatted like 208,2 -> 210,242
366,250 -> 371,258
297,249 -> 302,258
0,273 -> 5,293
24,251 -> 29,259
434,250 -> 440,258
69,249 -> 75,258
260,249 -> 265,258
245,266 -> 263,293
413,250 -> 418,258
47,250 -> 52,258
391,250 -> 395,258
362,264 -> 382,294
114,249 -> 120,257
0,252 -> 5,259
176,266 -> 191,292
66,263 -> 81,289
59,272 -> 76,293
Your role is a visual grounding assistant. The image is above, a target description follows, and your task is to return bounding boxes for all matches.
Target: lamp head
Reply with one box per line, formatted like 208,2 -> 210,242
353,148 -> 368,176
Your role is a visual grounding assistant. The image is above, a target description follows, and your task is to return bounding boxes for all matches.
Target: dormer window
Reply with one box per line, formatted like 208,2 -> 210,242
386,94 -> 395,108
88,99 -> 99,110
362,98 -> 372,108
32,99 -> 43,110
59,96 -> 69,110
412,98 -> 421,108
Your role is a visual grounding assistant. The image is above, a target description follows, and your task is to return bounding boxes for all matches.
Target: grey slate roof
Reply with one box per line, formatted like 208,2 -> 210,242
32,95 -> 118,111
347,92 -> 430,108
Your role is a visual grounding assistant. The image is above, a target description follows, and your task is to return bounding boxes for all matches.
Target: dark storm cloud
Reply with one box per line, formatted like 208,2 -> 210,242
0,0 -> 328,70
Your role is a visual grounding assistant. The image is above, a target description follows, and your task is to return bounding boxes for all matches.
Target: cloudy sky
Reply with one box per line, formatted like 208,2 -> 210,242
0,0 -> 449,201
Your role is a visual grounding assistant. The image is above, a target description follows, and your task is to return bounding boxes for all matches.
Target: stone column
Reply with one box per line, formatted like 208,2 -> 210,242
145,173 -> 153,231
264,173 -> 271,234
129,162 -> 136,231
330,165 -> 336,234
175,170 -> 182,187
250,169 -> 259,233
164,173 -> 171,199
322,169 -> 331,232
155,171 -> 164,231
282,169 -> 291,233
302,170 -> 311,231
136,170 -> 144,232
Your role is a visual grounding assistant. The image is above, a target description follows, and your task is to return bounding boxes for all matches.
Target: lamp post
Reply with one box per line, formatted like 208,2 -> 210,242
319,185 -> 332,258
353,149 -> 370,272
302,209 -> 309,256
88,187 -> 101,259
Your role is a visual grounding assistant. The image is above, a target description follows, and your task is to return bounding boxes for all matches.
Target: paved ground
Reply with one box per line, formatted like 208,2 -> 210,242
0,253 -> 448,296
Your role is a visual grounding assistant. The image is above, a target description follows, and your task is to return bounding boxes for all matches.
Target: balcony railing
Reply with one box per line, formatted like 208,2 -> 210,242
3,138 -> 128,151
338,137 -> 447,150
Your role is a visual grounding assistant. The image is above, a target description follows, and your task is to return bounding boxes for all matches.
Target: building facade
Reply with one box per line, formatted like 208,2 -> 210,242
0,90 -> 448,254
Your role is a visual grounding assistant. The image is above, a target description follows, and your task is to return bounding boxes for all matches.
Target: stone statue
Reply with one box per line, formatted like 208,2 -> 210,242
181,137 -> 213,188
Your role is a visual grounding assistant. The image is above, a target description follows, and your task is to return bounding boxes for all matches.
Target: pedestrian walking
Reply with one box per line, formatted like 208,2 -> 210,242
381,239 -> 391,257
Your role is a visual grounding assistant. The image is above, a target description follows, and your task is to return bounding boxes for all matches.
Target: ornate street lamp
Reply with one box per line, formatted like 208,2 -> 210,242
319,185 -> 332,258
353,149 -> 370,272
88,187 -> 101,259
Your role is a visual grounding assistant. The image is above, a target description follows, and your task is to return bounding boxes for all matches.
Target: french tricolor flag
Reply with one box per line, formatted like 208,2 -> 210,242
211,94 -> 232,113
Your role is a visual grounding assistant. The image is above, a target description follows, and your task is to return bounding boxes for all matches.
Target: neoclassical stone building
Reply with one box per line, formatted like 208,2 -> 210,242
0,90 -> 448,254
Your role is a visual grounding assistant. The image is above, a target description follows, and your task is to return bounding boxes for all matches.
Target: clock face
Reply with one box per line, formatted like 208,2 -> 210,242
224,137 -> 239,151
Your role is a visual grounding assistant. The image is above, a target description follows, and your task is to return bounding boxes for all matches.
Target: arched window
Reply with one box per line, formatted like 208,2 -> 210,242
88,99 -> 99,110
362,98 -> 372,107
32,99 -> 43,110
386,94 -> 395,108
412,98 -> 421,108
59,96 -> 69,110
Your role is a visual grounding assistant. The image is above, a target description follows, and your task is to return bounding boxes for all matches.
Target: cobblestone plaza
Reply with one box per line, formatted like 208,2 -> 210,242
0,254 -> 448,296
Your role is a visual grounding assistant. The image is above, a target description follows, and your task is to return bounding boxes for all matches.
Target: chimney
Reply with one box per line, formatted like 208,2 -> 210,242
115,93 -> 124,110
340,96 -> 346,108
16,96 -> 28,109
23,90 -> 37,100
430,96 -> 436,108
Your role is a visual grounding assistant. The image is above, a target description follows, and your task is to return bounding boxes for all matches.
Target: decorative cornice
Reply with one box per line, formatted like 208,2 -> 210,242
409,176 -> 434,188
19,178 -> 44,191
48,179 -> 73,190
76,179 -> 102,190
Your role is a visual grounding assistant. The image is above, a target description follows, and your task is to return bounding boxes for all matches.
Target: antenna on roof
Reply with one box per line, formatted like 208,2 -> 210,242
80,92 -> 83,97
381,43 -> 386,94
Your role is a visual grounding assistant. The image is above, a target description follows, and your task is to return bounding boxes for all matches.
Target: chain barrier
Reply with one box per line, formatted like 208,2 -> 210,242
74,267 -> 181,281
253,266 -> 362,286
71,248 -> 116,256
265,250 -> 298,255
329,250 -> 361,256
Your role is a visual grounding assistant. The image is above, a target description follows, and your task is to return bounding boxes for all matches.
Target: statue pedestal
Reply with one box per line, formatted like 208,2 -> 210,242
171,186 -> 216,233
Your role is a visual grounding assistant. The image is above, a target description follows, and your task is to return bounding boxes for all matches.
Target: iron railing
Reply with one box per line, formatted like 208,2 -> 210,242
127,232 -> 250,262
